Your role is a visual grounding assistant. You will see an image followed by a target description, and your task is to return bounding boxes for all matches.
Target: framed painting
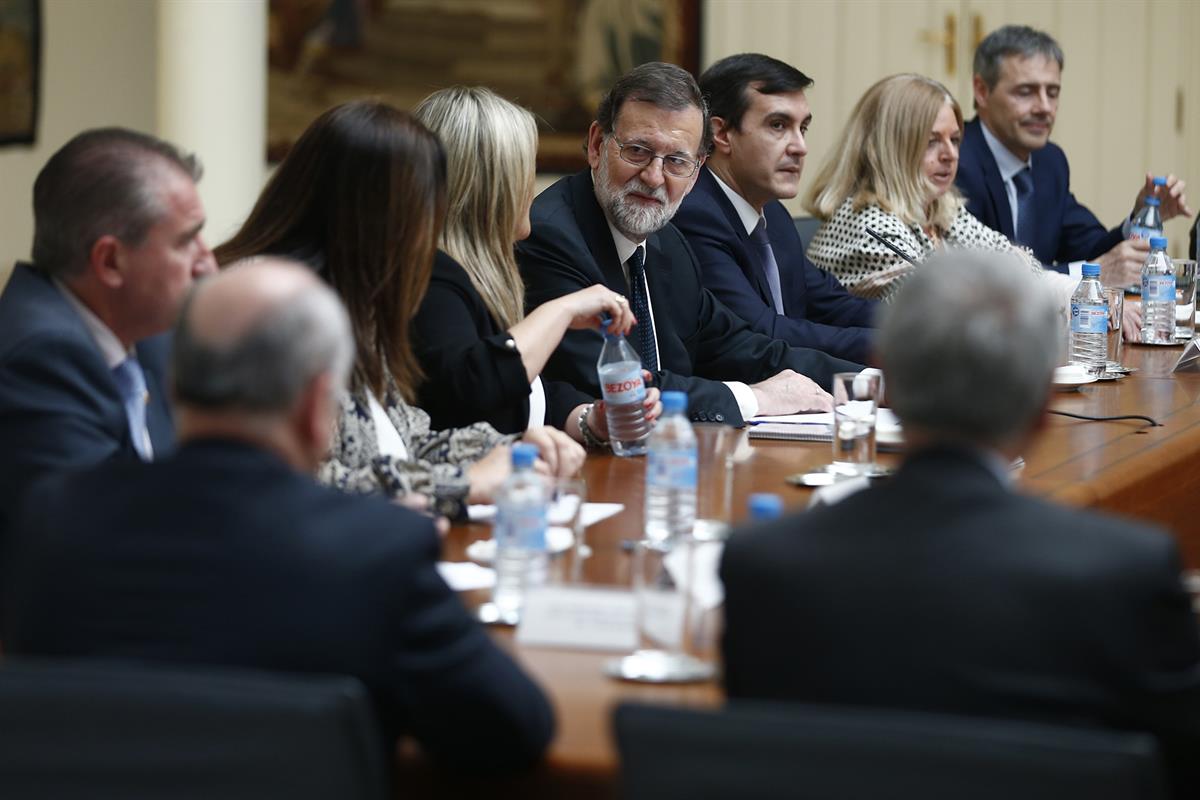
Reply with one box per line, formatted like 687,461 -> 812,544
267,0 -> 701,171
0,0 -> 39,146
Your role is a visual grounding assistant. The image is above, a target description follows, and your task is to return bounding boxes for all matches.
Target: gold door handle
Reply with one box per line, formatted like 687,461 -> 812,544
920,13 -> 957,76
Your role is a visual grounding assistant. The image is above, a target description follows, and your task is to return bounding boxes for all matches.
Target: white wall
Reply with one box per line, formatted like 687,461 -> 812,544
0,0 -> 158,286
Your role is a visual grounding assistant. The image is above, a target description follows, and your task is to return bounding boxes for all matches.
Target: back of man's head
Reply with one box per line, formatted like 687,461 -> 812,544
596,61 -> 713,154
878,252 -> 1059,450
699,53 -> 812,131
173,258 -> 353,429
32,128 -> 201,279
973,25 -> 1064,89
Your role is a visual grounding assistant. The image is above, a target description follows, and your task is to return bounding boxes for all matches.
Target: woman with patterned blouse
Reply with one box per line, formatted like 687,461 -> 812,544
215,101 -> 584,517
803,74 -> 1076,313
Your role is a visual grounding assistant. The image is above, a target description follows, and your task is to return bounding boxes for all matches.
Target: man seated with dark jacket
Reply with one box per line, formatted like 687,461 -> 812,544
2,258 -> 554,772
674,53 -> 876,365
517,62 -> 861,427
721,250 -> 1200,797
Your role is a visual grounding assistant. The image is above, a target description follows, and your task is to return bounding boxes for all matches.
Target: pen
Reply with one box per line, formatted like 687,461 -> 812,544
866,227 -> 919,265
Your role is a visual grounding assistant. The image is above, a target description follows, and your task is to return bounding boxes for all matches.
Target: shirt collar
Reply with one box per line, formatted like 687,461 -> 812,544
605,219 -> 644,267
979,119 -> 1031,182
710,170 -> 763,236
53,278 -> 131,368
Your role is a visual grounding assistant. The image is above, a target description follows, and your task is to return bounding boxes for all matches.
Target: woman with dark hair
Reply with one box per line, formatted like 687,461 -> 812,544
216,101 -> 584,515
412,86 -> 658,445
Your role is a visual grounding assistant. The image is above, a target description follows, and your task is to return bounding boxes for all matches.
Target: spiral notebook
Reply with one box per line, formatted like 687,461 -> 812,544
747,410 -> 905,451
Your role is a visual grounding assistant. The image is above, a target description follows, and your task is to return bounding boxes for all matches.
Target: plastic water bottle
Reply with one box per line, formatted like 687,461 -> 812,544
597,328 -> 650,457
492,443 -> 548,621
747,493 -> 784,521
1069,263 -> 1108,376
644,391 -> 696,546
1130,178 -> 1166,241
1140,236 -> 1176,344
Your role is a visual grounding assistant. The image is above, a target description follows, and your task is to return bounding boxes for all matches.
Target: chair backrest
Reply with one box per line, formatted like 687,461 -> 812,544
0,658 -> 390,800
614,701 -> 1167,800
794,215 -> 821,246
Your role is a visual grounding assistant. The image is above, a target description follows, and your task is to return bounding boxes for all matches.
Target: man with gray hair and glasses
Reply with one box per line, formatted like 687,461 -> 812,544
957,24 -> 1191,286
518,61 -> 860,427
721,251 -> 1200,797
0,128 -> 217,547
3,258 -> 555,772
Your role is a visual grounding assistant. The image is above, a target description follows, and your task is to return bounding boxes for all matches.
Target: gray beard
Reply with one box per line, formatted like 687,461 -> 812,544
593,156 -> 681,240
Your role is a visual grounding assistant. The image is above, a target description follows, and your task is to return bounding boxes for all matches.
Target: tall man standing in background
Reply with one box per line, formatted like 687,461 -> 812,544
957,25 -> 1191,285
674,53 -> 876,365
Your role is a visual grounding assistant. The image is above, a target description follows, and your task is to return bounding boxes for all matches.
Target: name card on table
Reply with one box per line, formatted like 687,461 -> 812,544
516,586 -> 636,652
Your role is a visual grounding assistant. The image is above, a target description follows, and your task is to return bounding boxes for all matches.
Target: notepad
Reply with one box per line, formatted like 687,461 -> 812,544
747,410 -> 904,450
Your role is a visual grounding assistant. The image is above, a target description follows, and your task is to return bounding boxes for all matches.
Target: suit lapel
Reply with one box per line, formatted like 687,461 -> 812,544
700,169 -> 778,309
965,120 -> 1015,241
570,171 -> 632,292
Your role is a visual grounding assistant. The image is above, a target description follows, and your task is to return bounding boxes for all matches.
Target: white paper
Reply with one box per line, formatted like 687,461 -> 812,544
436,561 -> 496,591
516,586 -> 637,651
753,408 -> 901,432
465,526 -> 574,563
467,501 -> 624,526
807,476 -> 871,509
663,539 -> 726,611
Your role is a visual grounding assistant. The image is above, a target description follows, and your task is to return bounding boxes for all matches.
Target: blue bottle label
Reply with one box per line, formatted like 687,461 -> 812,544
1130,225 -> 1160,241
1070,302 -> 1108,334
1142,274 -> 1176,303
497,506 -> 546,550
647,449 -> 697,490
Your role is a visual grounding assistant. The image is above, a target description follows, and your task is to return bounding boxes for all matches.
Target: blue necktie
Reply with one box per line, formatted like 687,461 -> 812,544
1012,167 -> 1036,248
626,248 -> 658,372
112,356 -> 152,461
749,217 -> 786,314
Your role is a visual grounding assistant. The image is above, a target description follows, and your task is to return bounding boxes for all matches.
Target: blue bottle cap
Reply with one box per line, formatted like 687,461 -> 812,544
661,391 -> 687,414
1153,176 -> 1167,186
1144,197 -> 1161,206
1150,236 -> 1168,249
1081,262 -> 1100,278
511,443 -> 538,468
748,493 -> 784,520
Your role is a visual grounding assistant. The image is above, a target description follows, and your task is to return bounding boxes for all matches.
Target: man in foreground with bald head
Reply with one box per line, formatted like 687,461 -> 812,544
3,259 -> 554,772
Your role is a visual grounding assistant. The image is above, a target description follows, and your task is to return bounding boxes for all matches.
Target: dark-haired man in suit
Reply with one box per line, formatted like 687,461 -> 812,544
957,24 -> 1191,285
3,258 -> 554,772
518,62 -> 860,427
0,128 -> 217,545
722,251 -> 1200,798
674,53 -> 876,365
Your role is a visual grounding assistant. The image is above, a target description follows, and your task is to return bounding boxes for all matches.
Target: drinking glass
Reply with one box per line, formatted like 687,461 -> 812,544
1174,259 -> 1197,341
831,371 -> 881,476
604,536 -> 716,683
1103,286 -> 1124,373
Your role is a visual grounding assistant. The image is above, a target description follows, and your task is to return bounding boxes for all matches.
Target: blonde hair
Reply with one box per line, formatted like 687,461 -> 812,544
414,86 -> 537,329
805,74 -> 964,232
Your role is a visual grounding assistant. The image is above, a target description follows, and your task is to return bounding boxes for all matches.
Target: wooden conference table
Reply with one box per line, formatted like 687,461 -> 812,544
405,341 -> 1200,797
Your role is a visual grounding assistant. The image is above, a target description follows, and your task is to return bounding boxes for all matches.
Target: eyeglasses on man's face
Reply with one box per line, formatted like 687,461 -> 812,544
609,135 -> 703,178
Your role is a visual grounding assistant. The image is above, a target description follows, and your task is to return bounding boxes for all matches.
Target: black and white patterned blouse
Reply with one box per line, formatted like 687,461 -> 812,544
806,198 -> 1068,305
318,370 -> 513,517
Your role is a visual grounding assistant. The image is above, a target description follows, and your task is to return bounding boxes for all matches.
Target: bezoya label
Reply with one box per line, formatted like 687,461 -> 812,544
1070,302 -> 1108,334
647,449 -> 697,490
600,368 -> 646,406
1142,274 -> 1177,304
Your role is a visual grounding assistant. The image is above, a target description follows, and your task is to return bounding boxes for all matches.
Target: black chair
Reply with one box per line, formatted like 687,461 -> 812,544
794,215 -> 821,246
0,658 -> 390,800
614,701 -> 1167,800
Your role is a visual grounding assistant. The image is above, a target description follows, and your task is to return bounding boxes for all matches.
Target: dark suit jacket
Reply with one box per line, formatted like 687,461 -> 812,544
413,250 -> 591,434
674,168 -> 876,364
721,445 -> 1200,797
516,171 -> 860,426
957,118 -> 1123,268
0,263 -> 174,544
2,439 -> 554,772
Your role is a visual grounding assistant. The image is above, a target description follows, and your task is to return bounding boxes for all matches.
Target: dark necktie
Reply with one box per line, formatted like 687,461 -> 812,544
112,356 -> 152,461
749,217 -> 786,314
1012,167 -> 1036,248
626,247 -> 658,372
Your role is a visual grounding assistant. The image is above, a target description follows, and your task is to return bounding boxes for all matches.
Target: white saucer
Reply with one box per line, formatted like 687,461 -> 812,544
1052,365 -> 1099,391
466,527 -> 574,563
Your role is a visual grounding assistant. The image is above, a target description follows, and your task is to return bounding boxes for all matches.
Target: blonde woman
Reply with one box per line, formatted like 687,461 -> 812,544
413,86 -> 659,445
804,73 -> 1074,310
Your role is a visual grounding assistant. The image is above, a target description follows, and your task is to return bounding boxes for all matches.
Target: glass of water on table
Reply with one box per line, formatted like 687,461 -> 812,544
831,371 -> 882,476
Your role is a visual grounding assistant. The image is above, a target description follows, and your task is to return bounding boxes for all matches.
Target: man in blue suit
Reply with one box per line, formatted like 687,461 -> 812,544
957,25 -> 1191,284
4,258 -> 554,771
674,53 -> 876,365
0,129 -> 217,544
